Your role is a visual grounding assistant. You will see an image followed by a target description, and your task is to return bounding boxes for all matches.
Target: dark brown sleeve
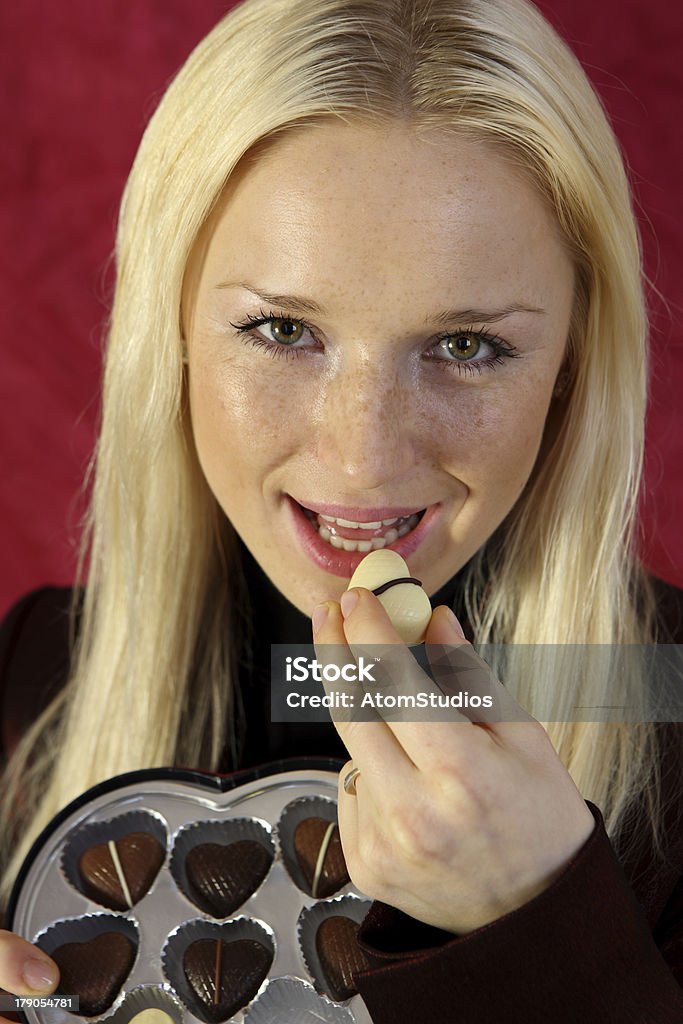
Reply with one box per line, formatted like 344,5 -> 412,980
356,803 -> 683,1023
355,576 -> 683,1022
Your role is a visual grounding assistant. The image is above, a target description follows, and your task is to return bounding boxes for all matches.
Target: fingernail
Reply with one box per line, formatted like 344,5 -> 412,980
23,957 -> 58,991
444,606 -> 466,638
340,589 -> 360,618
312,603 -> 329,633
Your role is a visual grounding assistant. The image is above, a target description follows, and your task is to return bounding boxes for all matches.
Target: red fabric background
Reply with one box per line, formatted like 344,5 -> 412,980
1,1 -> 681,618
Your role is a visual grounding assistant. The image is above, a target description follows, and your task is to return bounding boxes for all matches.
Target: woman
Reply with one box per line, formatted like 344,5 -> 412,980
1,0 -> 683,1019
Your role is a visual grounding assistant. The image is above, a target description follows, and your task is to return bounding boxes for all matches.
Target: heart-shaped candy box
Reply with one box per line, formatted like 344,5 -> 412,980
8,761 -> 373,1024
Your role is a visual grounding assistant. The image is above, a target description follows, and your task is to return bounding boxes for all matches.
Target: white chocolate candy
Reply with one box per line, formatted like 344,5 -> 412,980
130,1012 -> 175,1024
347,549 -> 432,644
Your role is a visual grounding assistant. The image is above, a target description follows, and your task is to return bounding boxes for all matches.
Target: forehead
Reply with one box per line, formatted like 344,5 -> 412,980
193,121 -> 571,307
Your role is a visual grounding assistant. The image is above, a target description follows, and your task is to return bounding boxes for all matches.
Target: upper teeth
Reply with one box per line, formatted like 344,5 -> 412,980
314,511 -> 422,552
319,515 -> 401,529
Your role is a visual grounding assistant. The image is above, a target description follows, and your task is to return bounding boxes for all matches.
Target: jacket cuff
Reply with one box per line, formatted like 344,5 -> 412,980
355,803 -> 683,1022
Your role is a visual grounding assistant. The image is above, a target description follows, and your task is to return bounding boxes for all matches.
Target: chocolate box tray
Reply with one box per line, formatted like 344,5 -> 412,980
8,760 -> 373,1024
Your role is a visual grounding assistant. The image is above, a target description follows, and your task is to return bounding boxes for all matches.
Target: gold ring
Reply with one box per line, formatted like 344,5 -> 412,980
343,766 -> 361,796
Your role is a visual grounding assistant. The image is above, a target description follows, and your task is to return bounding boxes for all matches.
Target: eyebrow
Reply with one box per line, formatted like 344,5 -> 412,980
214,282 -> 547,325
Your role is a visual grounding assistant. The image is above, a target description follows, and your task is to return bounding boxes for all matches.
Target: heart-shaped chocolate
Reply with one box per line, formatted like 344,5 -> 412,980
184,840 -> 272,917
78,831 -> 165,911
293,818 -> 349,898
183,938 -> 273,1022
52,932 -> 136,1016
315,916 -> 369,1002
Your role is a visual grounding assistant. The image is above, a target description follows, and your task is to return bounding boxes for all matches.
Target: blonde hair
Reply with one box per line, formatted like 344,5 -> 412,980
0,0 -> 668,902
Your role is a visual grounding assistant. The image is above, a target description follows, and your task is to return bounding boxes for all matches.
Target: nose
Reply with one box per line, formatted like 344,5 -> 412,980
314,359 -> 419,490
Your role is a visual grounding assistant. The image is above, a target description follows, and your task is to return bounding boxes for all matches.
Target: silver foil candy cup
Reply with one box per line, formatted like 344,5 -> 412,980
244,977 -> 354,1023
34,913 -> 140,1019
161,917 -> 275,1023
99,985 -> 185,1024
277,797 -> 347,899
297,896 -> 371,1003
60,810 -> 168,912
169,817 -> 274,919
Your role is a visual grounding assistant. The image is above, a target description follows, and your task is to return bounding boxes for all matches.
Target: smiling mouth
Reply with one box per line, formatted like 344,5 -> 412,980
297,502 -> 427,552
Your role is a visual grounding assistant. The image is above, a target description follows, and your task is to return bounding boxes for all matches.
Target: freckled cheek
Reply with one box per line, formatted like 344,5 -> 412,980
434,393 -> 549,493
188,364 -> 304,485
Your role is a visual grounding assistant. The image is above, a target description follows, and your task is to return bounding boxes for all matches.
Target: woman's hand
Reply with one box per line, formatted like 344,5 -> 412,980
0,930 -> 59,1023
312,587 -> 595,935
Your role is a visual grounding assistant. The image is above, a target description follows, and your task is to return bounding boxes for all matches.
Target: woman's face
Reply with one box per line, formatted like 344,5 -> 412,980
185,122 -> 574,615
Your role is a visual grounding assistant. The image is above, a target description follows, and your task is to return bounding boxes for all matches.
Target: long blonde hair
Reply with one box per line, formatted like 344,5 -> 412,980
0,0 -> 666,902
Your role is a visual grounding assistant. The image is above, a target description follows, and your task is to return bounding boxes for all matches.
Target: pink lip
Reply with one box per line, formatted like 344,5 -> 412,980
294,498 -> 427,521
285,494 -> 442,578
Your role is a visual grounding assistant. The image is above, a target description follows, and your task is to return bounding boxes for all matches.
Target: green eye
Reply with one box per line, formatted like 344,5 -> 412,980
269,318 -> 304,344
229,310 -> 315,361
446,334 -> 481,360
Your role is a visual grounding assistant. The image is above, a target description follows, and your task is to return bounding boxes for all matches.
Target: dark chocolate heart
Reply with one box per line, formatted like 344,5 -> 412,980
293,818 -> 349,898
183,938 -> 273,1022
316,916 -> 369,1002
184,840 -> 272,917
51,932 -> 136,1016
78,831 -> 165,911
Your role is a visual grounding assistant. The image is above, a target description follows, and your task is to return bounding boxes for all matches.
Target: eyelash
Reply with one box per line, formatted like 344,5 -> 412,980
228,307 -> 522,377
